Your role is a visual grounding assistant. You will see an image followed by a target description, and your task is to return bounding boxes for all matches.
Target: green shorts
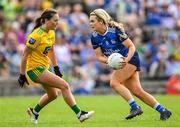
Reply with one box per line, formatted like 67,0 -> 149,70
27,66 -> 51,82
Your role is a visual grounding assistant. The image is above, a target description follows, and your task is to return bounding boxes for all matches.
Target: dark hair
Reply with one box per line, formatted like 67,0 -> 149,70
32,9 -> 58,31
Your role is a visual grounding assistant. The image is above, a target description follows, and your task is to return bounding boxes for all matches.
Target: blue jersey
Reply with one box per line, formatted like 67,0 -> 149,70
91,27 -> 141,71
91,27 -> 128,57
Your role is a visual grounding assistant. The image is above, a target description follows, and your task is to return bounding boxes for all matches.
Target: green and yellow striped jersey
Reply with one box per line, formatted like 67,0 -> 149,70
26,27 -> 55,70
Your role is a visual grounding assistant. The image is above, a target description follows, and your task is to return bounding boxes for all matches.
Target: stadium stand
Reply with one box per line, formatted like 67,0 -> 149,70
0,0 -> 179,95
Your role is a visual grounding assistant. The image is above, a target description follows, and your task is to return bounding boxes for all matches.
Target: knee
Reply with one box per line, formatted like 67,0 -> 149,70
110,80 -> 121,89
132,89 -> 144,98
60,81 -> 70,91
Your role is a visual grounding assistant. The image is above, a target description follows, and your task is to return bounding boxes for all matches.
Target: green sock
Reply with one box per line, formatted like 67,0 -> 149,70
71,104 -> 81,114
34,104 -> 43,113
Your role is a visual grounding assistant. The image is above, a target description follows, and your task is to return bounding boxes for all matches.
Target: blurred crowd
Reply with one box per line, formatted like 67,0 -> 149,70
0,0 -> 179,94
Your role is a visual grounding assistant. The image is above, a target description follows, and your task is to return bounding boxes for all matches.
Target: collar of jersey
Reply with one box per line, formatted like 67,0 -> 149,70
40,26 -> 48,33
97,26 -> 108,36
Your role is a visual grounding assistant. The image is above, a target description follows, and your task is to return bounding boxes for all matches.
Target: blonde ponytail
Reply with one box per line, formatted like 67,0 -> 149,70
108,20 -> 124,30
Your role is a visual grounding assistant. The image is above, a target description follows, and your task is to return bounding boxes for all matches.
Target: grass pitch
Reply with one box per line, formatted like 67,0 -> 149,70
0,95 -> 179,127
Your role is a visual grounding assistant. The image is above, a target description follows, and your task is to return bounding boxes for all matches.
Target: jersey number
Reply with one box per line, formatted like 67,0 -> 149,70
43,46 -> 51,54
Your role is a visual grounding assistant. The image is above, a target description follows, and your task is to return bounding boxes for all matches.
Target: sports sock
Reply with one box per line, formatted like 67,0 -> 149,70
71,104 -> 81,115
154,103 -> 166,113
128,98 -> 139,109
34,104 -> 43,113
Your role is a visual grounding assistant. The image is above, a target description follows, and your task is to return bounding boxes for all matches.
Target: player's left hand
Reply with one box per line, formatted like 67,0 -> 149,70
54,66 -> 63,78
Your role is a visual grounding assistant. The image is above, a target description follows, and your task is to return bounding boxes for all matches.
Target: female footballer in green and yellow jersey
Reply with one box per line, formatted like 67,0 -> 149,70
18,9 -> 94,124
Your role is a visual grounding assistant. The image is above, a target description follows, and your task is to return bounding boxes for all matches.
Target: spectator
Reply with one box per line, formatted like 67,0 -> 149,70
11,21 -> 26,45
54,34 -> 73,75
95,63 -> 111,88
70,65 -> 95,95
149,44 -> 169,79
167,31 -> 180,61
0,0 -> 179,92
145,2 -> 161,26
70,3 -> 89,29
79,40 -> 95,65
166,55 -> 180,77
0,52 -> 9,77
4,32 -> 20,76
159,1 -> 176,29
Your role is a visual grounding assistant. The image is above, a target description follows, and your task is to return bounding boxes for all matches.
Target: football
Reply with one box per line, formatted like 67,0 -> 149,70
107,53 -> 124,69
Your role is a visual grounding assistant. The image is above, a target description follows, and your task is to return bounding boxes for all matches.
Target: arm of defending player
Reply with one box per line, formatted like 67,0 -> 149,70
18,32 -> 41,87
18,47 -> 31,87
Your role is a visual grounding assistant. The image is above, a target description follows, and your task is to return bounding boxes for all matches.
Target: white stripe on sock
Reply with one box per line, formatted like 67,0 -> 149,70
153,103 -> 160,109
128,98 -> 135,104
33,109 -> 38,115
77,111 -> 81,118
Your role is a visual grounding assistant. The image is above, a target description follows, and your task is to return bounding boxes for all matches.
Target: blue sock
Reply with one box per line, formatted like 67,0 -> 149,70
128,98 -> 139,109
154,103 -> 166,113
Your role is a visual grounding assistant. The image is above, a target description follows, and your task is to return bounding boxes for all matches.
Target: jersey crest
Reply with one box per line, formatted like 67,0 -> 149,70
29,38 -> 36,44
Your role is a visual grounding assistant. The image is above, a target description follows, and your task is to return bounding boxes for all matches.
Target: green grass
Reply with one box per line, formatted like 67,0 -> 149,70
0,95 -> 180,127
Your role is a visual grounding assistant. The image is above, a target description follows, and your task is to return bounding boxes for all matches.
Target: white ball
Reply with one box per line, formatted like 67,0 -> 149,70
107,53 -> 124,69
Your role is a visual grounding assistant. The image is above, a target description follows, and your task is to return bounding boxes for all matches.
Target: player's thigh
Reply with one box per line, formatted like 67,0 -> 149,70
124,71 -> 143,94
36,70 -> 69,89
111,63 -> 137,83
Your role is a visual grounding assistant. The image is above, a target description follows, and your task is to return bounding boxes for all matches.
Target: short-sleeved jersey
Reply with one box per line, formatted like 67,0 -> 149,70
26,27 -> 55,70
91,27 -> 129,57
91,26 -> 141,71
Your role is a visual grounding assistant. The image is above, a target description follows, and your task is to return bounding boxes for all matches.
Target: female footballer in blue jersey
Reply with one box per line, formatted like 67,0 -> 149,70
89,8 -> 172,120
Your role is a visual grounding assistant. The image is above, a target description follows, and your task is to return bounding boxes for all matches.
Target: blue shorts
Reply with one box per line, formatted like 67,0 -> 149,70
129,51 -> 140,71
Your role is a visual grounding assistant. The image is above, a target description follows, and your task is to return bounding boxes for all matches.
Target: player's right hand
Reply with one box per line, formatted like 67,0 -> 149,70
18,74 -> 29,87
